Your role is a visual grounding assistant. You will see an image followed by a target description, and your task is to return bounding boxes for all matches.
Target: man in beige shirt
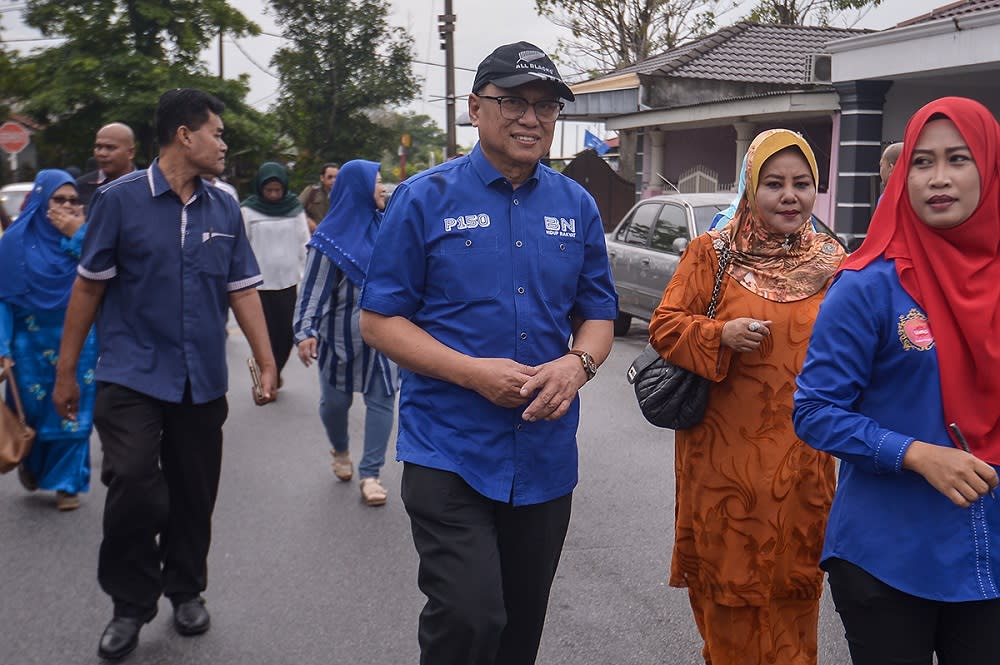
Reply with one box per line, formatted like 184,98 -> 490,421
298,162 -> 339,232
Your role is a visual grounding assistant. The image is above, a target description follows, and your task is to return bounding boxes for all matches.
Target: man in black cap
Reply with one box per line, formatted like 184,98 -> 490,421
359,42 -> 617,664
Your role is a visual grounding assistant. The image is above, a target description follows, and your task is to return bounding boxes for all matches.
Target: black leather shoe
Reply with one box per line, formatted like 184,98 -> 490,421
173,597 -> 211,636
97,616 -> 143,660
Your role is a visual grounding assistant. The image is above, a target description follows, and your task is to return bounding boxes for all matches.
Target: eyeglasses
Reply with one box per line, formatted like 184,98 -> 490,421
50,195 -> 82,207
475,95 -> 564,123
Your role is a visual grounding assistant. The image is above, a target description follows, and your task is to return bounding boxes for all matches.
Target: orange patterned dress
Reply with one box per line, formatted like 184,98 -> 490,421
649,234 -> 835,664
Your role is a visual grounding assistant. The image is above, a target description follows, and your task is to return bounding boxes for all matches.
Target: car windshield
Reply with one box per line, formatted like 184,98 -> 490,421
693,204 -> 729,236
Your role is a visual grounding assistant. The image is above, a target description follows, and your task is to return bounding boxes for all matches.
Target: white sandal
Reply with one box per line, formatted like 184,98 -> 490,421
330,450 -> 353,481
359,477 -> 387,506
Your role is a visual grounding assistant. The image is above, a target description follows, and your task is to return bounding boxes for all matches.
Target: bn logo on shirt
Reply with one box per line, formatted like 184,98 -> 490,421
544,216 -> 576,238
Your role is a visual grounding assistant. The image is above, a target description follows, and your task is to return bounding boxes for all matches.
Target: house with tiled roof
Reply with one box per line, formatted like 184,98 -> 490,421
564,22 -> 869,225
564,0 -> 1000,243
826,0 -> 1000,242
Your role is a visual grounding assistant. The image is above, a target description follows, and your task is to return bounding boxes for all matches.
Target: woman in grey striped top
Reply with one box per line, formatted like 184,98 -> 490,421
293,160 -> 398,506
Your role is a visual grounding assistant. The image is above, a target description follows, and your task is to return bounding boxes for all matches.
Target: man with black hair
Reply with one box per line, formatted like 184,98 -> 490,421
299,162 -> 339,232
54,88 -> 278,661
360,42 -> 616,665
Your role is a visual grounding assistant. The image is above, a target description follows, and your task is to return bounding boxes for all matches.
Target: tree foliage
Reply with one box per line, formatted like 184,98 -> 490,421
14,0 -> 274,178
268,0 -> 418,190
368,110 -> 448,180
745,0 -> 883,25
534,0 -> 727,75
536,0 -> 884,77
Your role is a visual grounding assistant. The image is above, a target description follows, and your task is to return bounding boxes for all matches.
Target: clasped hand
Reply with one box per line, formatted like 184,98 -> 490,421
469,355 -> 587,423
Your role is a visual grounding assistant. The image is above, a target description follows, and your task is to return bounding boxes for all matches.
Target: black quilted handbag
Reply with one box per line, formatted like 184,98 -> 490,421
626,241 -> 731,430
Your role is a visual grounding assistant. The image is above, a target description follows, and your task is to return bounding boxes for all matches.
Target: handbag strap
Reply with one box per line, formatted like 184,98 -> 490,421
705,241 -> 731,320
1,364 -> 28,422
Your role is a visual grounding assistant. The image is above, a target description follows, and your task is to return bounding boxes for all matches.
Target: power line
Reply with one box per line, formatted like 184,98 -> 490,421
229,37 -> 278,79
0,36 -> 63,43
414,58 -> 474,72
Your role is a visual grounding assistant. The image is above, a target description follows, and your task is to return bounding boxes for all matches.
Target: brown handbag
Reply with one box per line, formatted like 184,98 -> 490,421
0,364 -> 36,473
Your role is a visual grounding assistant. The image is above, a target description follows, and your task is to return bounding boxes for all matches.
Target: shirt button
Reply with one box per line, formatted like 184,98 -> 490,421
513,199 -> 519,206
517,287 -> 525,294
515,240 -> 523,248
516,424 -> 524,431
520,332 -> 528,340
559,243 -> 566,251
465,239 -> 472,247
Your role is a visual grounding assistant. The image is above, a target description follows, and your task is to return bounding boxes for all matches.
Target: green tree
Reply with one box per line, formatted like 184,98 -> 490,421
369,110 -> 447,180
15,0 -> 273,178
745,0 -> 883,25
268,0 -> 418,190
535,0 -> 727,75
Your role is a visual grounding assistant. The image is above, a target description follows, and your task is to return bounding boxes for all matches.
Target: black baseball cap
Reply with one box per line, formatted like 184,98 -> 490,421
472,42 -> 575,101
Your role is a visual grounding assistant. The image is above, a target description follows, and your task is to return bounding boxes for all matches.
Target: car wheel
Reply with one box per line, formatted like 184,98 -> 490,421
613,310 -> 632,336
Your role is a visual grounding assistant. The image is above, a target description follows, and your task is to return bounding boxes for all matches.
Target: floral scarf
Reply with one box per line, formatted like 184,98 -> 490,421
710,128 -> 845,302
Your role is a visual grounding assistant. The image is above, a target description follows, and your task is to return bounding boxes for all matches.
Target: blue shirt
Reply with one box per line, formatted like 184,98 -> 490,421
293,247 -> 397,396
78,160 -> 262,404
360,144 -> 618,506
793,258 -> 1000,601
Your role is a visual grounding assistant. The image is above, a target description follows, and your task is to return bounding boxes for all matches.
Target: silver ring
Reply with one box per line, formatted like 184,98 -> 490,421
748,321 -> 761,332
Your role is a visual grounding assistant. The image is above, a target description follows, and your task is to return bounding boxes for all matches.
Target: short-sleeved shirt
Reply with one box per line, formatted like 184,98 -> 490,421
78,159 -> 262,404
360,143 -> 618,506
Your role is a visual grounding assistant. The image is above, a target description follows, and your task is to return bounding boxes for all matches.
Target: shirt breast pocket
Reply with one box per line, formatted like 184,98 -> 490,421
432,235 -> 501,302
198,234 -> 232,276
538,239 -> 584,304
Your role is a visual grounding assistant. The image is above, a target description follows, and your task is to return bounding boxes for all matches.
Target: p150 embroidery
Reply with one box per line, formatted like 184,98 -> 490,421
444,213 -> 491,232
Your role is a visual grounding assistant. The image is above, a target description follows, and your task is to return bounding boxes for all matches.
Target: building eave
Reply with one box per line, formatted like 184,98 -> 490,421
606,90 -> 840,131
827,7 -> 1000,81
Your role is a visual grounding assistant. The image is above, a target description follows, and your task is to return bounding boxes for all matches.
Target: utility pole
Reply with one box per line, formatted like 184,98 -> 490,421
438,3 -> 456,158
218,29 -> 224,79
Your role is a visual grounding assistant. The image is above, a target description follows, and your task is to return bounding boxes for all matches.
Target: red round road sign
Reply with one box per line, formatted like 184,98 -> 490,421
0,121 -> 30,154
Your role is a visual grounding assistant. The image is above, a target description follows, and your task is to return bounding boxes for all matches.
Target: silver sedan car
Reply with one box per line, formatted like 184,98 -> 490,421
606,192 -> 847,335
605,192 -> 731,335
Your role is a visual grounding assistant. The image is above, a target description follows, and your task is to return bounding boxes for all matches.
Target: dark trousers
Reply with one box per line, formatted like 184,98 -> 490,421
825,557 -> 1000,664
259,286 -> 297,375
401,463 -> 572,665
93,382 -> 228,618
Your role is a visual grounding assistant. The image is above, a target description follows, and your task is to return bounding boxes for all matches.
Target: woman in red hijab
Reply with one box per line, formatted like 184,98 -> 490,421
795,97 -> 1000,663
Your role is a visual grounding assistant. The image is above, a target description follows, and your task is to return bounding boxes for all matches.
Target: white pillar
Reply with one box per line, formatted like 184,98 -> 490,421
647,129 -> 666,195
733,121 -> 755,186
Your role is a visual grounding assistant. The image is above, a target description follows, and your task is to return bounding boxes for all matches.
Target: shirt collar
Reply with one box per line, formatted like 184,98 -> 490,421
469,142 -> 541,190
146,158 -> 208,200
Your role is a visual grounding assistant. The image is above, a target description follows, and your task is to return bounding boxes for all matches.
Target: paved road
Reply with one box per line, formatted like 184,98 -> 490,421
0,324 -> 852,664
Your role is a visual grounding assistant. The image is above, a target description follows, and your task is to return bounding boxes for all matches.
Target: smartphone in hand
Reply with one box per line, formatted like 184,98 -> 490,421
247,357 -> 264,401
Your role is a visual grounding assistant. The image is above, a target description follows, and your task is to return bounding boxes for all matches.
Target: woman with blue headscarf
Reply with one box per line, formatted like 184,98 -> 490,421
293,160 -> 398,507
0,169 -> 97,510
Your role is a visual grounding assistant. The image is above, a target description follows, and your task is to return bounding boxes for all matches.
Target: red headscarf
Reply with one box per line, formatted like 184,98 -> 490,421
841,97 -> 1000,463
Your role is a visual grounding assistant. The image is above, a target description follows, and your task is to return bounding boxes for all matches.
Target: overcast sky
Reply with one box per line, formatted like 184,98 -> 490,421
0,0 -> 952,153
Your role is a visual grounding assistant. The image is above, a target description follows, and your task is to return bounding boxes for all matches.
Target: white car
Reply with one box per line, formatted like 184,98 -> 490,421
0,181 -> 34,225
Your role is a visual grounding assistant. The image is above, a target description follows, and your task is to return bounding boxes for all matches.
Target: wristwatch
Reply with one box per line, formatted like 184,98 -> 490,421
568,349 -> 598,381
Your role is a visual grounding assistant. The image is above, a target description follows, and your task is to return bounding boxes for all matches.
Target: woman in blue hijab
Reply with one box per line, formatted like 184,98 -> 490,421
293,160 -> 398,506
0,169 -> 97,510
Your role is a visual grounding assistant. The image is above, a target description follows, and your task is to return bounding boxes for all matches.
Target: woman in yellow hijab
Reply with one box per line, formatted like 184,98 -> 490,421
649,129 -> 846,664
